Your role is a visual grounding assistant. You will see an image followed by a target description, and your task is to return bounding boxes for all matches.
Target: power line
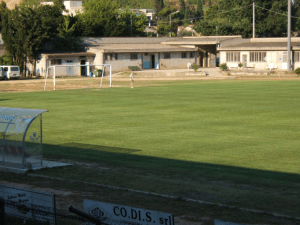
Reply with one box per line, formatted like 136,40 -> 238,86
158,3 -> 300,25
255,5 -> 300,19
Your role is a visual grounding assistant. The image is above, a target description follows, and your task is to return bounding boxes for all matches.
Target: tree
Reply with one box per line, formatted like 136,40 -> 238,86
197,0 -> 203,18
155,0 -> 164,20
75,0 -> 146,37
1,3 -> 63,75
53,16 -> 84,51
195,0 -> 297,37
118,10 -> 147,37
157,6 -> 179,36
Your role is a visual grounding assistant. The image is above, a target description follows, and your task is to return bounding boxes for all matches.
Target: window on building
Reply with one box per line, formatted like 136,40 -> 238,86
294,52 -> 300,62
66,60 -> 73,63
164,53 -> 171,59
190,52 -> 194,58
51,59 -> 62,65
131,54 -> 138,60
282,51 -> 288,62
226,52 -> 240,62
110,54 -> 113,60
182,53 -> 187,58
115,54 -> 118,60
250,52 -> 267,62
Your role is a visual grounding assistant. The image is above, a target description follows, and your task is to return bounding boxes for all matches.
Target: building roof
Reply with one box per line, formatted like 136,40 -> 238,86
219,37 -> 300,50
88,44 -> 198,53
44,52 -> 96,58
82,36 -> 242,46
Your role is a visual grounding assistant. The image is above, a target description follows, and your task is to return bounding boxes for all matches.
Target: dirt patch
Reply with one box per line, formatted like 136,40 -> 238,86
0,75 -> 299,93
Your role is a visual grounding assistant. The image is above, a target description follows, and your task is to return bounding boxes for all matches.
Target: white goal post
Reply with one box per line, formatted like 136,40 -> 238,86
44,64 -> 112,91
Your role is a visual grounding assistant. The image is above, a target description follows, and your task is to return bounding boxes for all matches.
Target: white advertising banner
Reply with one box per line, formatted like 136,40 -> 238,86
84,199 -> 174,225
0,184 -> 55,223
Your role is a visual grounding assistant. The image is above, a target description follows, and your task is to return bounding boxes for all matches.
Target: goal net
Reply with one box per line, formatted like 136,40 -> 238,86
44,64 -> 112,91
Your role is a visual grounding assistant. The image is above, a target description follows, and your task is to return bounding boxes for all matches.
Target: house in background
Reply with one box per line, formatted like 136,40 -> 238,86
219,37 -> 300,70
40,0 -> 83,15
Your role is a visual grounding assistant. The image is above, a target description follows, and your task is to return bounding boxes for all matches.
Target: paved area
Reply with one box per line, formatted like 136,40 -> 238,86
0,155 -> 72,173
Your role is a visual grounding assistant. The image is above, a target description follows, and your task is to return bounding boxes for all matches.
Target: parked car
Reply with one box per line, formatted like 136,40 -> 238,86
0,65 -> 20,80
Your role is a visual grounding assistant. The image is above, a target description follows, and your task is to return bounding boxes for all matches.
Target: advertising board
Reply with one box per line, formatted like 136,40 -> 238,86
0,184 -> 55,223
84,199 -> 174,225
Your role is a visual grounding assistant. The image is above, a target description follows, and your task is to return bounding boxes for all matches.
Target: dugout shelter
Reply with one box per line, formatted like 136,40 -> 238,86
0,107 -> 47,170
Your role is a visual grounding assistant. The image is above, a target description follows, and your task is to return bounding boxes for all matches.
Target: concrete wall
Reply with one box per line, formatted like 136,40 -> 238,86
103,53 -> 142,72
102,52 -> 197,72
159,52 -> 196,69
36,55 -> 94,77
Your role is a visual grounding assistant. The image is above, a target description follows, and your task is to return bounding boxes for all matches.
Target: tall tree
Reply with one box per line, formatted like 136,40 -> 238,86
1,3 -> 63,75
197,0 -> 203,18
76,0 -> 146,37
53,16 -> 84,51
155,0 -> 164,21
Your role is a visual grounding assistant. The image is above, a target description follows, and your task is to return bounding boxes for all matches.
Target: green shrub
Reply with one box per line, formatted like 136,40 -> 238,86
128,66 -> 141,71
219,63 -> 228,71
238,63 -> 243,68
192,64 -> 199,71
294,68 -> 300,75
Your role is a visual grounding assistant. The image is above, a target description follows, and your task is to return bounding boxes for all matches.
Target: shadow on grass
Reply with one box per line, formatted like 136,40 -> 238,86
30,143 -> 300,218
43,143 -> 300,184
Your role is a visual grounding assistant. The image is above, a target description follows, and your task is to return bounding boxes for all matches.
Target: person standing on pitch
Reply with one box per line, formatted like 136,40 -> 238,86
130,73 -> 134,88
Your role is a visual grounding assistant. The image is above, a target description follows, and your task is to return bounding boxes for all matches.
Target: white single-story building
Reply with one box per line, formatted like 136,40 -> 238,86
218,37 -> 300,70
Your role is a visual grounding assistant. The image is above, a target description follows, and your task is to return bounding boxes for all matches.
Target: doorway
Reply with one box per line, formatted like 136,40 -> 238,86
242,54 -> 247,68
81,60 -> 87,76
151,55 -> 155,68
199,52 -> 204,67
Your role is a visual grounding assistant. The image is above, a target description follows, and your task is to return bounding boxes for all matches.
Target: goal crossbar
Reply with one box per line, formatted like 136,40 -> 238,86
44,64 -> 112,91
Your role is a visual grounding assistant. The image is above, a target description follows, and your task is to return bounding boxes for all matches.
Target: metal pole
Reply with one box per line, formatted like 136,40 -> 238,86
53,67 -> 56,90
44,68 -> 48,91
287,0 -> 291,71
109,65 -> 112,87
253,2 -> 255,38
40,114 -> 43,168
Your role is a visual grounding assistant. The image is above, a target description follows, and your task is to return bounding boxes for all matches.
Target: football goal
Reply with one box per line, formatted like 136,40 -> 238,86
44,64 -> 112,91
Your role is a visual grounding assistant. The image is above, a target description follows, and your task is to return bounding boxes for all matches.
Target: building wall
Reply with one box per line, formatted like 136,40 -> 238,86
40,0 -> 83,15
103,53 -> 142,72
220,50 -> 296,70
159,52 -> 196,69
36,55 -> 95,77
101,52 -> 197,72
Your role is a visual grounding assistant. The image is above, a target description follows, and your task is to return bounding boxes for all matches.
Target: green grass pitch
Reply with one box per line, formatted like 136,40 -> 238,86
1,80 -> 299,174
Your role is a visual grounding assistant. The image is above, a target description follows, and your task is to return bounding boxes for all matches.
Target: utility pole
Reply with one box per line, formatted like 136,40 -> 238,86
253,2 -> 255,38
287,0 -> 291,71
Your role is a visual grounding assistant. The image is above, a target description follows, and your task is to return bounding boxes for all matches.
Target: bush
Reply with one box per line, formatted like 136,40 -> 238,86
238,63 -> 243,68
128,66 -> 141,71
219,63 -> 228,71
94,69 -> 102,77
294,68 -> 300,75
192,64 -> 199,71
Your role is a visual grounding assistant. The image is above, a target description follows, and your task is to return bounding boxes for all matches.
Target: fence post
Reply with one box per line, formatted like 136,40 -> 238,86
53,195 -> 57,225
0,198 -> 5,225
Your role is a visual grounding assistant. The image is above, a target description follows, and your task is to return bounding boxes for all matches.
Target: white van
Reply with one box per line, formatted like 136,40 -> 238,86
0,65 -> 20,80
